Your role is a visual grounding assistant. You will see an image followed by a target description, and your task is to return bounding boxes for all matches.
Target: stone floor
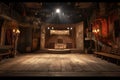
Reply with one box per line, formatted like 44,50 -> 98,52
0,53 -> 120,76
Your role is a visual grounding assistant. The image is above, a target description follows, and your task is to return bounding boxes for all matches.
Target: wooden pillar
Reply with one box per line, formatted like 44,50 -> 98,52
0,20 -> 8,46
0,27 -> 5,46
75,22 -> 84,52
40,25 -> 45,49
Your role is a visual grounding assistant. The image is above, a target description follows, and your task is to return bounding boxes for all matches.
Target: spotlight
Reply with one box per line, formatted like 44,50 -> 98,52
48,27 -> 50,29
56,8 -> 60,13
67,27 -> 69,29
52,27 -> 54,29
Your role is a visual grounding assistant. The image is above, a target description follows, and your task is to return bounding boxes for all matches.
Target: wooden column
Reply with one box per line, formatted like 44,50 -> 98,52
0,20 -> 8,46
40,25 -> 45,49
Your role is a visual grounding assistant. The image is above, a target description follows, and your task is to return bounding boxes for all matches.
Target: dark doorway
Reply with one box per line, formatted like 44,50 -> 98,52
114,20 -> 120,37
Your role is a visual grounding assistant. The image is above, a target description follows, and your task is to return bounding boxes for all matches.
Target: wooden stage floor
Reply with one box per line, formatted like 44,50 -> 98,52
0,53 -> 120,77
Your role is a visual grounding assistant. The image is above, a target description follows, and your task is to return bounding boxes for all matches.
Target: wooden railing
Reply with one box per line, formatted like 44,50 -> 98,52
94,48 -> 120,65
0,46 -> 13,61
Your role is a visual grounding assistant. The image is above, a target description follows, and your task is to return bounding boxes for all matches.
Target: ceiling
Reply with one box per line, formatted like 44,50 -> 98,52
5,2 -> 96,24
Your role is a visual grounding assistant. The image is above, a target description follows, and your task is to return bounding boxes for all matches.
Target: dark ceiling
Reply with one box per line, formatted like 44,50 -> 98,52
5,2 -> 97,24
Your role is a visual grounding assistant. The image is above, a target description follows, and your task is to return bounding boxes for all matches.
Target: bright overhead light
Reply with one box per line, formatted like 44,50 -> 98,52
56,8 -> 60,13
70,27 -> 72,30
52,27 -> 54,29
67,27 -> 69,29
48,27 -> 50,29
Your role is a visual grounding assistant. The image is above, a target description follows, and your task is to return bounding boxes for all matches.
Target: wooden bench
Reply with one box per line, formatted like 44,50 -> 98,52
0,46 -> 13,61
94,52 -> 120,65
110,48 -> 120,56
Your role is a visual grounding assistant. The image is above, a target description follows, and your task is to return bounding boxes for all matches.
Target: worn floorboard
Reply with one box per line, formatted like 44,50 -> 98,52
0,53 -> 120,76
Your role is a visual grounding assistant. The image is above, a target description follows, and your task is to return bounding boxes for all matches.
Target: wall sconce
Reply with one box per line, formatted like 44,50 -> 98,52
13,29 -> 20,34
92,28 -> 100,52
92,29 -> 99,33
12,28 -> 20,57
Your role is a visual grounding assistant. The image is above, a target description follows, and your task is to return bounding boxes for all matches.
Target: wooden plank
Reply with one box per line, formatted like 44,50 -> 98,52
90,54 -> 120,71
61,58 -> 73,72
84,54 -> 115,71
0,53 -> 120,74
69,54 -> 85,72
0,55 -> 27,70
75,54 -> 100,71
8,55 -> 33,71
